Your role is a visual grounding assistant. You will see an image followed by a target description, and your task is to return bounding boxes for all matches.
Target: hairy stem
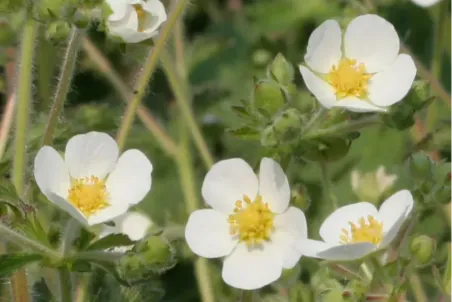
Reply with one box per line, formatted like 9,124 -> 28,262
42,28 -> 83,146
161,52 -> 214,169
116,0 -> 189,150
82,36 -> 178,157
57,268 -> 72,302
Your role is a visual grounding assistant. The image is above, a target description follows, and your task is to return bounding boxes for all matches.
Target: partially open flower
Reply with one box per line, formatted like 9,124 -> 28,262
351,166 -> 398,203
34,132 -> 153,226
105,0 -> 167,43
185,158 -> 307,290
297,190 -> 414,261
299,14 -> 416,112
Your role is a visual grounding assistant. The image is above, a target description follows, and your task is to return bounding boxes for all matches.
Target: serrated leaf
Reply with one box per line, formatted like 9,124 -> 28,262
0,253 -> 43,277
230,105 -> 251,119
86,234 -> 134,251
227,127 -> 260,140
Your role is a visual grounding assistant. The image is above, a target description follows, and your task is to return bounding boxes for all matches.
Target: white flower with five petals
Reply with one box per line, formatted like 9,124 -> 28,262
34,132 -> 153,226
299,14 -> 417,112
105,0 -> 167,43
185,158 -> 307,290
297,190 -> 414,261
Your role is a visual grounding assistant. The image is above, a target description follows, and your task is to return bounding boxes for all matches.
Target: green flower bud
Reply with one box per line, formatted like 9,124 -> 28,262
410,235 -> 436,266
346,280 -> 368,300
46,21 -> 71,42
291,184 -> 310,211
252,49 -> 272,67
269,53 -> 294,86
34,0 -> 67,21
409,80 -> 430,109
407,152 -> 434,180
260,126 -> 278,147
73,10 -> 91,28
253,80 -> 286,116
272,108 -> 302,142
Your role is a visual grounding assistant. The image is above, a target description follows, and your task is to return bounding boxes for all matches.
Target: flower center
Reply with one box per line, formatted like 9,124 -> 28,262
340,215 -> 383,245
132,4 -> 147,32
68,176 -> 110,217
326,58 -> 371,99
228,195 -> 275,247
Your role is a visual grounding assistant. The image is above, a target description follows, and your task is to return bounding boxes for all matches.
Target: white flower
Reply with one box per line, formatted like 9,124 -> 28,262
100,211 -> 152,241
185,158 -> 307,290
297,190 -> 414,261
105,0 -> 167,43
411,0 -> 442,7
34,132 -> 153,226
299,14 -> 417,112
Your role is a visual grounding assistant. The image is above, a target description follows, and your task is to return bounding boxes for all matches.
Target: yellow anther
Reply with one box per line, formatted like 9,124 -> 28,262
326,58 -> 371,99
67,176 -> 109,217
340,215 -> 383,245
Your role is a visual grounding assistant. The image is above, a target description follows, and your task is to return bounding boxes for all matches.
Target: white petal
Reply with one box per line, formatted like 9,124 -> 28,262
320,202 -> 379,244
65,132 -> 119,179
299,66 -> 336,108
87,205 -> 129,226
141,0 -> 167,34
222,242 -> 283,290
344,14 -> 400,73
258,158 -> 290,213
47,193 -> 88,226
105,0 -> 130,21
119,212 -> 152,241
272,207 -> 307,268
333,96 -> 386,112
305,240 -> 377,261
34,146 -> 70,198
411,0 -> 442,7
201,159 -> 258,214
378,190 -> 414,247
368,54 -> 417,107
105,149 -> 153,206
185,209 -> 236,258
304,20 -> 342,73
107,8 -> 156,43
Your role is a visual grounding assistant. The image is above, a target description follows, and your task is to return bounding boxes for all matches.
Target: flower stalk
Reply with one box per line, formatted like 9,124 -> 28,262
116,0 -> 189,151
42,27 -> 83,146
57,268 -> 72,302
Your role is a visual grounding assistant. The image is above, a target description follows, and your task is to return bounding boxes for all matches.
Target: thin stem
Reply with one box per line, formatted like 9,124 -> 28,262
13,18 -> 36,196
0,223 -> 61,259
409,273 -> 428,302
60,219 -> 81,256
161,52 -> 214,169
72,250 -> 124,262
81,37 -> 178,157
320,162 -> 338,209
116,0 -> 189,151
301,107 -> 327,135
176,116 -> 215,302
57,268 -> 72,302
427,0 -> 449,131
304,115 -> 380,140
241,290 -> 255,302
42,27 -> 83,146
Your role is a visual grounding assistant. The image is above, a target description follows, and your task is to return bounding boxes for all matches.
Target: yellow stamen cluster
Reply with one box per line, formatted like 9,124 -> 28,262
340,215 -> 383,245
68,176 -> 110,217
326,58 -> 371,99
228,195 -> 274,247
132,4 -> 147,32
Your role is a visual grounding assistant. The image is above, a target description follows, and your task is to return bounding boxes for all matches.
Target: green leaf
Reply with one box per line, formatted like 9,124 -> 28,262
227,127 -> 260,140
86,234 -> 134,251
0,253 -> 43,277
0,180 -> 24,217
91,260 -> 131,287
230,105 -> 252,119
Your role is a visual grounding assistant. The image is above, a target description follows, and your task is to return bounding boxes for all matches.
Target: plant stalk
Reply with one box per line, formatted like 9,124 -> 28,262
320,162 -> 338,209
57,268 -> 72,302
116,0 -> 189,150
42,27 -> 83,146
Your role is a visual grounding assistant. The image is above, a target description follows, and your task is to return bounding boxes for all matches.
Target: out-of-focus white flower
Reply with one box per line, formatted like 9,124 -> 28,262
297,190 -> 414,261
105,0 -> 167,43
351,166 -> 398,203
101,211 -> 153,241
185,158 -> 307,290
411,0 -> 443,7
299,14 -> 417,112
34,132 -> 153,226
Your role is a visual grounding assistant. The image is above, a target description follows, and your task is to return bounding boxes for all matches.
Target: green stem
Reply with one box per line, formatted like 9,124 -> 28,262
360,262 -> 373,282
60,219 -> 81,256
13,18 -> 36,196
427,0 -> 449,131
409,273 -> 428,302
241,290 -> 255,302
116,0 -> 189,151
0,223 -> 61,259
161,52 -> 214,169
320,162 -> 338,209
81,36 -> 178,158
72,250 -> 124,262
304,115 -> 380,140
42,27 -> 83,146
176,115 -> 215,302
301,107 -> 327,135
57,268 -> 72,302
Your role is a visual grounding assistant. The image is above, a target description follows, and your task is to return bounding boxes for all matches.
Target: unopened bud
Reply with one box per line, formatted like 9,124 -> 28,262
46,21 -> 71,42
269,53 -> 294,86
253,80 -> 286,116
260,126 -> 278,147
272,108 -> 302,142
346,280 -> 368,300
407,153 -> 434,180
291,184 -> 310,211
410,235 -> 436,266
